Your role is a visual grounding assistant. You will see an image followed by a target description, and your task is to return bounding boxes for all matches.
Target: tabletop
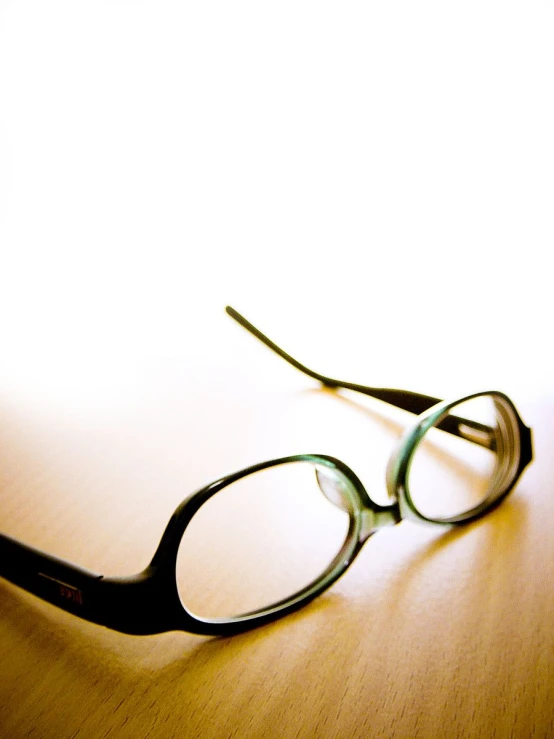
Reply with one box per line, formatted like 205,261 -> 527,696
1,303 -> 553,739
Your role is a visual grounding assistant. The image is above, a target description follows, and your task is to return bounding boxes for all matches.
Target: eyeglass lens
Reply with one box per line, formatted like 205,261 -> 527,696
176,461 -> 352,620
407,394 -> 520,521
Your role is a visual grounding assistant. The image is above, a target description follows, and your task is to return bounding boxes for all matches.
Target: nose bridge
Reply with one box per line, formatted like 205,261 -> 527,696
360,503 -> 401,542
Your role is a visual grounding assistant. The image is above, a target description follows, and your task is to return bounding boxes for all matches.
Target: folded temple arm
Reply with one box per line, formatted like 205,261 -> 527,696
0,533 -> 171,635
226,306 -> 496,450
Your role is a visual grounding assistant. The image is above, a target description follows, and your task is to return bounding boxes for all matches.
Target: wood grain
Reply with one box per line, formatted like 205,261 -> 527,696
1,336 -> 552,739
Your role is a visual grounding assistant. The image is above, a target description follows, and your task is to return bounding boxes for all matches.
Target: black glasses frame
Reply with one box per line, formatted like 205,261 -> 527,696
0,308 -> 533,636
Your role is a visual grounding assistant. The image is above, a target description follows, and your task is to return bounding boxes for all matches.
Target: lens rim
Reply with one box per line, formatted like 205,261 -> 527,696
386,390 -> 533,525
149,454 -> 371,635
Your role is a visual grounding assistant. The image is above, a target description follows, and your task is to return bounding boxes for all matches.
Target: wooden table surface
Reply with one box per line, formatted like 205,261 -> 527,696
1,303 -> 553,739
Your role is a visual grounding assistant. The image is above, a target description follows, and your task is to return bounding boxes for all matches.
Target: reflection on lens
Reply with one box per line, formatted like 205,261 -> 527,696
407,394 -> 519,521
176,461 -> 351,620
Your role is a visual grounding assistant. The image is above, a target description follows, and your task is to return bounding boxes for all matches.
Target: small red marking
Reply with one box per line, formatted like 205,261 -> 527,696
59,584 -> 84,605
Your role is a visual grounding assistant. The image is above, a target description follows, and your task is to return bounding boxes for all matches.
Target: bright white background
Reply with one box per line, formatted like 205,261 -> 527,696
0,1 -> 552,404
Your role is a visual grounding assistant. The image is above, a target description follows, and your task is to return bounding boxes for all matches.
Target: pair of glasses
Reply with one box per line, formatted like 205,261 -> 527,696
0,308 -> 533,636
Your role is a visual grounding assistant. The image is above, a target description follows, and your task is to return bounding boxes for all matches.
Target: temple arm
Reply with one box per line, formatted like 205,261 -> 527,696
225,306 -> 495,449
0,533 -> 170,635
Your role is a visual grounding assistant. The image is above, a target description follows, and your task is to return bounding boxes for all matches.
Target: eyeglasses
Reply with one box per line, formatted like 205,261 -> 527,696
0,309 -> 533,637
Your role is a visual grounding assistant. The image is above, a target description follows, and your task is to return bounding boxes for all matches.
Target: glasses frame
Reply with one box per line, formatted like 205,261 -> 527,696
0,309 -> 533,637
